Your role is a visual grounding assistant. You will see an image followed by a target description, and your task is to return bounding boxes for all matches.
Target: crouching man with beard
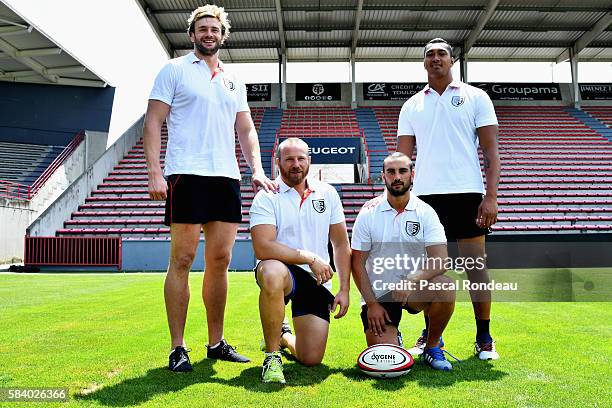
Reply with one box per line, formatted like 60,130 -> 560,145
351,152 -> 457,371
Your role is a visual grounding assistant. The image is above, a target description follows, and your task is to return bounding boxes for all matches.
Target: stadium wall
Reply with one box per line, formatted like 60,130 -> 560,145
0,199 -> 31,263
244,82 -> 612,108
115,235 -> 612,271
27,117 -> 143,238
121,239 -> 255,271
0,82 -> 115,146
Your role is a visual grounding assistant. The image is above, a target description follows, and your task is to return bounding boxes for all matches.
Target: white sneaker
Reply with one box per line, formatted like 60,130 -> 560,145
475,340 -> 500,360
408,330 -> 445,357
407,333 -> 426,356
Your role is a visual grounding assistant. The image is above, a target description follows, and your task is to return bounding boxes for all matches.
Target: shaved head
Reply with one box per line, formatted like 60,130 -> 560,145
275,137 -> 310,160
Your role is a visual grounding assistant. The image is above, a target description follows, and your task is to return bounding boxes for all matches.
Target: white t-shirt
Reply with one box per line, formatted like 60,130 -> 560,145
249,176 -> 346,290
149,52 -> 250,180
351,194 -> 446,299
397,80 -> 498,195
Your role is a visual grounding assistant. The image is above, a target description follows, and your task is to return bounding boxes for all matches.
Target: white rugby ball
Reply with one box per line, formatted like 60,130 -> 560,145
357,343 -> 414,378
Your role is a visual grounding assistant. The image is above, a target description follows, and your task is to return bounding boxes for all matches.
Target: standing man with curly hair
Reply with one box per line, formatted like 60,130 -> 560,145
144,4 -> 275,372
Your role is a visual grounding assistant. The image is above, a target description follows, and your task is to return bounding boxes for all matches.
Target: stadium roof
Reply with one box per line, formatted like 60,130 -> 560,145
137,0 -> 612,64
0,0 -> 107,87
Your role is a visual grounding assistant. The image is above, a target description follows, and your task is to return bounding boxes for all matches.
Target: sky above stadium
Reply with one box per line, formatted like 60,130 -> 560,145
4,0 -> 611,144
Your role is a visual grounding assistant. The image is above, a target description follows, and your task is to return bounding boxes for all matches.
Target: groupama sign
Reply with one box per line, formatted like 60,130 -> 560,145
472,82 -> 562,100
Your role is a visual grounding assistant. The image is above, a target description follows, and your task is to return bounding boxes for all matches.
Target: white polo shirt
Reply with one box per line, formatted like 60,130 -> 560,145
249,176 -> 346,290
149,52 -> 250,180
397,80 -> 498,196
351,194 -> 446,299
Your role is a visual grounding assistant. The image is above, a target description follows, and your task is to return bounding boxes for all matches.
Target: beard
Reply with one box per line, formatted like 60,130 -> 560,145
280,164 -> 309,187
385,179 -> 411,197
195,39 -> 221,56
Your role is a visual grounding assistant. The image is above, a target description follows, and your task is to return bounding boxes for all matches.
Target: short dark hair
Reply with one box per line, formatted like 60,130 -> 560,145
382,152 -> 412,172
424,38 -> 453,57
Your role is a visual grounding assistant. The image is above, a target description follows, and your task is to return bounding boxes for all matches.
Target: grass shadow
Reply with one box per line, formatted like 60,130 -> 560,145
342,366 -> 416,391
75,359 -> 218,406
414,355 -> 508,388
77,359 -> 347,406
341,355 -> 508,390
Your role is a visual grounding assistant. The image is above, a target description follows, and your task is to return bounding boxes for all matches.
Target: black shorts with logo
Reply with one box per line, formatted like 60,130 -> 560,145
360,292 -> 420,332
164,175 -> 242,226
418,193 -> 491,240
255,263 -> 335,323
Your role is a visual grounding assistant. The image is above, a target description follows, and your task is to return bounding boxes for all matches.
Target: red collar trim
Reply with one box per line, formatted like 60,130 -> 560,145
299,188 -> 313,209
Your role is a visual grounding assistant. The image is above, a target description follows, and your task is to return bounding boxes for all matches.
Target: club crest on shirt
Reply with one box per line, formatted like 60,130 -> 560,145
405,221 -> 420,236
312,199 -> 326,213
223,77 -> 235,91
451,96 -> 465,106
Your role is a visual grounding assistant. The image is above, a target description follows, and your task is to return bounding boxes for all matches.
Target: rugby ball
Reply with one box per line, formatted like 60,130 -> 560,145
357,343 -> 414,378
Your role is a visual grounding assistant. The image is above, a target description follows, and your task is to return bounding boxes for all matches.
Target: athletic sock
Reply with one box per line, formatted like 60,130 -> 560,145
476,319 -> 492,343
208,340 -> 222,350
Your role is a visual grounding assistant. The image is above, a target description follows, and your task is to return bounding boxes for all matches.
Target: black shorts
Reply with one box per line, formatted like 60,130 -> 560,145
255,263 -> 335,323
164,175 -> 242,226
360,292 -> 420,332
418,193 -> 491,240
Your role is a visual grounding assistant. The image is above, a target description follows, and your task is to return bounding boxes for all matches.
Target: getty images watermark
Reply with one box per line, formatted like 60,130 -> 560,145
360,242 -> 611,302
370,252 -> 517,293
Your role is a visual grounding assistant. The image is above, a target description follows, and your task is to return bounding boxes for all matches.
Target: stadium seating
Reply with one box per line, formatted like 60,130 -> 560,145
355,108 -> 388,179
0,141 -> 64,185
57,109 -> 272,239
54,105 -> 612,239
372,106 -> 402,152
360,106 -> 612,234
278,107 -> 361,138
582,106 -> 612,128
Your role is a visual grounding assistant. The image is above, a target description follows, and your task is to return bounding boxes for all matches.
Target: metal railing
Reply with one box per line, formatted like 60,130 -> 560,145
0,131 -> 85,201
24,236 -> 122,269
0,179 -> 31,200
30,131 -> 85,196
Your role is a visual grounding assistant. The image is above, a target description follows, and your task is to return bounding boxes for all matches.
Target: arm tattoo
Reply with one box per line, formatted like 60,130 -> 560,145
483,152 -> 490,169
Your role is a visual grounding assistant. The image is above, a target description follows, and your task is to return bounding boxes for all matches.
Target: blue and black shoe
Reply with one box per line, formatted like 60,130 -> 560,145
422,346 -> 453,371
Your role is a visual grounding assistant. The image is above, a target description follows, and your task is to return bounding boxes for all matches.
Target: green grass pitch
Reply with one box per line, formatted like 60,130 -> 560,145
0,271 -> 610,407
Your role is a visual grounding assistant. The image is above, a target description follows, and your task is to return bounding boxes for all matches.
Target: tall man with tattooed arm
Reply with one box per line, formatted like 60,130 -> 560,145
396,38 -> 501,361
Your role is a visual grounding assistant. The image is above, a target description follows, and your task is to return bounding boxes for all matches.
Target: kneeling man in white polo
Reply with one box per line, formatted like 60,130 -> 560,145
250,137 -> 351,384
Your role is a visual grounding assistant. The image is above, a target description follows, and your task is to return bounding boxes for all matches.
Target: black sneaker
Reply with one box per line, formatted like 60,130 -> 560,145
168,346 -> 192,372
207,339 -> 250,363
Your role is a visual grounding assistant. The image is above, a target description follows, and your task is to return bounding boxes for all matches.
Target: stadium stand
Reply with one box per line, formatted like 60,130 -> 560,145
52,105 -> 612,241
372,106 -> 401,152
0,141 -> 64,185
355,108 -> 388,179
582,106 -> 612,128
56,110 -> 275,239
278,107 -> 362,138
359,105 -> 612,234
566,107 -> 612,142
